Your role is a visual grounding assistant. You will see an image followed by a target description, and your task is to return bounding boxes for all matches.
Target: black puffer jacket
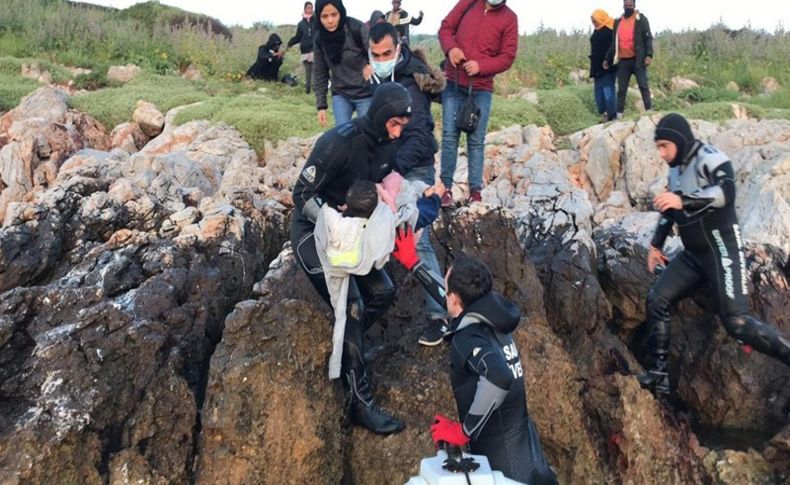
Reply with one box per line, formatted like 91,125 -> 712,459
371,45 -> 443,174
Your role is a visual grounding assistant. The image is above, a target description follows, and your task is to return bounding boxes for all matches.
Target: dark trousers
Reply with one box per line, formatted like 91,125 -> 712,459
303,61 -> 313,94
291,215 -> 396,362
646,234 -> 790,366
616,58 -> 652,113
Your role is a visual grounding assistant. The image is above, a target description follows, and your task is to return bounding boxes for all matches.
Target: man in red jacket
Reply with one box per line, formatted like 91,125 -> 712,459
438,0 -> 518,206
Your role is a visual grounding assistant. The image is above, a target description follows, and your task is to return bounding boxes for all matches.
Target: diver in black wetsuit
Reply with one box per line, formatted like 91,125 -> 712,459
291,83 -> 413,435
640,113 -> 790,396
391,230 -> 557,484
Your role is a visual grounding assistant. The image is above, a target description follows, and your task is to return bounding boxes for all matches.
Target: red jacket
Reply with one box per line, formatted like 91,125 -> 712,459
438,0 -> 518,92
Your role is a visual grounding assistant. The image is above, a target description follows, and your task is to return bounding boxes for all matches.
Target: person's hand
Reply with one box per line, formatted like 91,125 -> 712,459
363,64 -> 373,81
423,180 -> 445,198
644,55 -> 652,67
448,47 -> 466,68
276,50 -> 285,58
317,110 -> 328,126
463,60 -> 480,76
653,192 -> 683,212
393,224 -> 420,270
430,415 -> 469,447
647,246 -> 669,274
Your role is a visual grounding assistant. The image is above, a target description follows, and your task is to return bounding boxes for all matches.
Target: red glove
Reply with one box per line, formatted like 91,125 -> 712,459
430,414 -> 469,447
392,224 -> 420,270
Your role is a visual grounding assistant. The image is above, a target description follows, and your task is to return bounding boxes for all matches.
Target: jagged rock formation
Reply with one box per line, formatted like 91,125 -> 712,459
0,87 -> 788,484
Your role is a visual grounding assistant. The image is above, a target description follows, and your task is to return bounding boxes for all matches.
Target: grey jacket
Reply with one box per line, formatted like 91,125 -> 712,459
312,19 -> 372,110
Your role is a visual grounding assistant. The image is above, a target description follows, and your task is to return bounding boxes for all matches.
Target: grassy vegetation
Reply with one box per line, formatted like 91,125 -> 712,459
0,0 -> 788,153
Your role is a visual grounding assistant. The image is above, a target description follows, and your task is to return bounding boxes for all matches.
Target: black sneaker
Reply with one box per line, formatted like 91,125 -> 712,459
418,319 -> 449,347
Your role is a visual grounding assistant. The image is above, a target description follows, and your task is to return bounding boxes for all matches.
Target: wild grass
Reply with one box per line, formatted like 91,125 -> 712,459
0,0 -> 787,151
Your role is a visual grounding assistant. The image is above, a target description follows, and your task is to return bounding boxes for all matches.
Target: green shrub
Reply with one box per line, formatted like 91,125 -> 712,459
537,89 -> 598,135
489,97 -> 547,130
0,73 -> 37,111
69,74 -> 209,128
174,84 -> 321,155
680,102 -> 764,122
677,86 -> 739,103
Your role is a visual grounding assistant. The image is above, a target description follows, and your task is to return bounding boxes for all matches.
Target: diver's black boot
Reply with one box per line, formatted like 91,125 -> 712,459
343,345 -> 405,435
637,352 -> 670,397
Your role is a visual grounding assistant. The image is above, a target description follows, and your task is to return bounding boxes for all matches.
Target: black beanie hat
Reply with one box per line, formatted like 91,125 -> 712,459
365,83 -> 413,138
654,113 -> 695,167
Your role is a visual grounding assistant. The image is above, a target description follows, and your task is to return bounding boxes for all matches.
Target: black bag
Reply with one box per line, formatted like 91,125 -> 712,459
454,68 -> 480,134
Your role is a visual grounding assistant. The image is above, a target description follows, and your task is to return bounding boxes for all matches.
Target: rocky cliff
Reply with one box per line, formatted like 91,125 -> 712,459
0,87 -> 788,484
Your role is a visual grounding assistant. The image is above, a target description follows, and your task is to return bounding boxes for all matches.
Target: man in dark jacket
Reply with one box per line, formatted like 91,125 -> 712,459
384,0 -> 424,44
291,83 -> 414,435
390,239 -> 557,484
604,0 -> 653,118
287,2 -> 316,94
640,113 -> 790,396
246,33 -> 284,81
438,0 -> 518,206
367,22 -> 449,346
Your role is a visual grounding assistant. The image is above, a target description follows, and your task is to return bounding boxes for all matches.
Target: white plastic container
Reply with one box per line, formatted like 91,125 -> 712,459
404,450 -> 525,485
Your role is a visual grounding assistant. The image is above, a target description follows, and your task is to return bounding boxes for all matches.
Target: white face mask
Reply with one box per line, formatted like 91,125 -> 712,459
369,44 -> 401,80
487,0 -> 506,6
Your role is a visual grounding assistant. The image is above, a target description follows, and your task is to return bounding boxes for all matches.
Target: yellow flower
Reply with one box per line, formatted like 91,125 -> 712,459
160,52 -> 168,60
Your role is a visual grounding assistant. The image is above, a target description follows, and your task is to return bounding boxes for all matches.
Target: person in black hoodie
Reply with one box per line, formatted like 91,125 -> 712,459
287,2 -> 316,94
639,113 -> 790,396
246,33 -> 284,81
313,0 -> 373,126
390,234 -> 557,484
367,22 -> 449,347
291,83 -> 413,435
590,9 -> 616,122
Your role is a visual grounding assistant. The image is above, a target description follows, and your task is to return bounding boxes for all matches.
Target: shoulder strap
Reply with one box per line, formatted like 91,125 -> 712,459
349,19 -> 364,50
458,0 -> 478,26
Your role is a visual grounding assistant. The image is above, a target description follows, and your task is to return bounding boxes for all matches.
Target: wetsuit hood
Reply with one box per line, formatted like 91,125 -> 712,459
453,291 -> 521,335
362,82 -> 413,140
655,113 -> 699,167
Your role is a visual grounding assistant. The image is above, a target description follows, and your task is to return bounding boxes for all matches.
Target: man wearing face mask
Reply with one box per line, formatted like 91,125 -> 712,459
603,0 -> 653,118
366,22 -> 450,347
389,237 -> 558,484
292,83 -> 414,435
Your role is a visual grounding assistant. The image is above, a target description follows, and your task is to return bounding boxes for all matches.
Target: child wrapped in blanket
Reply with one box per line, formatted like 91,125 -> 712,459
314,178 -> 443,378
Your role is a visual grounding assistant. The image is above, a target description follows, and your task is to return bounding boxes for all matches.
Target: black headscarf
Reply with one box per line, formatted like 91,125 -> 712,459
654,113 -> 698,167
264,33 -> 282,51
315,0 -> 348,65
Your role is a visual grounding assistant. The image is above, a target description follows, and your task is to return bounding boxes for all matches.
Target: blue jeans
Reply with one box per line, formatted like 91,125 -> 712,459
594,72 -> 616,121
440,82 -> 493,191
404,165 -> 447,320
332,94 -> 371,126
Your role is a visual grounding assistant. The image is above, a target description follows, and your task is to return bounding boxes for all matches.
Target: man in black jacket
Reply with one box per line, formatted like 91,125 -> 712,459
246,33 -> 284,81
367,22 -> 449,346
287,2 -> 315,94
603,0 -> 653,118
291,83 -> 413,435
639,113 -> 790,396
384,0 -> 424,44
390,239 -> 557,484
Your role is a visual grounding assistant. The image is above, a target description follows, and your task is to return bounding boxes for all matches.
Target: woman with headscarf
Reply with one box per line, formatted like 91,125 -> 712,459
590,9 -> 616,122
246,33 -> 285,82
313,0 -> 373,126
